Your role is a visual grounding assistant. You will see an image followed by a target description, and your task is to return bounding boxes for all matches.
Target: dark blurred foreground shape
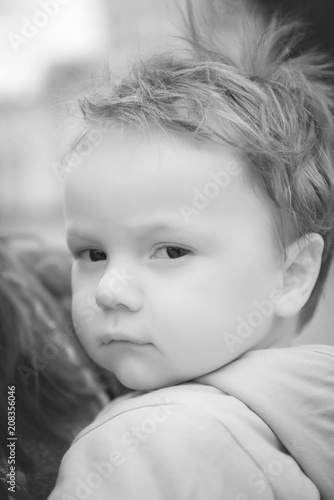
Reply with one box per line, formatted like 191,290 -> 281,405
0,236 -> 128,500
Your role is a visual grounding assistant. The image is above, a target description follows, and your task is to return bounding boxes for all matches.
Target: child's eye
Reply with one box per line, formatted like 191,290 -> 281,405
152,246 -> 191,259
77,249 -> 107,262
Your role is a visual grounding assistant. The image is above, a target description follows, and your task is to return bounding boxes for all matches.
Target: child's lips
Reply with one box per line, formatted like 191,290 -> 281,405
100,332 -> 150,345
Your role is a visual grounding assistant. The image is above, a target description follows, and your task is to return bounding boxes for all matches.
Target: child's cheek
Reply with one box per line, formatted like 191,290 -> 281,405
72,286 -> 98,334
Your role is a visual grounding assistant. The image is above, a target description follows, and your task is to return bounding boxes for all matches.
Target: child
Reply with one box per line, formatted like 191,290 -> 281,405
49,2 -> 334,499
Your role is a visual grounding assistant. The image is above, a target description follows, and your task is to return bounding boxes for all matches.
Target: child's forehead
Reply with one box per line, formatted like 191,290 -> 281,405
65,127 -> 250,201
65,126 -> 267,208
64,128 -> 286,256
69,126 -> 245,177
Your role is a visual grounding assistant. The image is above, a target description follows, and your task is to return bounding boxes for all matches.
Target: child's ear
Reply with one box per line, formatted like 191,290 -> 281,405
274,233 -> 324,318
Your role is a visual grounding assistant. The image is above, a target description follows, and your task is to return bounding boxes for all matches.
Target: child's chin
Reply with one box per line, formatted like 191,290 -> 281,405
119,377 -> 167,392
116,371 -> 178,392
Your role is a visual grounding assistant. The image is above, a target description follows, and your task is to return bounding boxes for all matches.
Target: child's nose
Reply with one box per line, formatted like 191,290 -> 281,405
95,265 -> 143,312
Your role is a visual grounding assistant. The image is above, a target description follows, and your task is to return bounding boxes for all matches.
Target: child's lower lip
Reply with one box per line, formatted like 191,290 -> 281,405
100,333 -> 150,345
113,340 -> 151,345
101,336 -> 151,346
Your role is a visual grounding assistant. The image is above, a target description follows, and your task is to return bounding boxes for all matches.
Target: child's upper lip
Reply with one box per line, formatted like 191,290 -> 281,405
100,332 -> 150,345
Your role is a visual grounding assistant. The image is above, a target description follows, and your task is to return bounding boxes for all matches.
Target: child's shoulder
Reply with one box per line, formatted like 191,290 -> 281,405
51,348 -> 330,499
55,383 -> 284,500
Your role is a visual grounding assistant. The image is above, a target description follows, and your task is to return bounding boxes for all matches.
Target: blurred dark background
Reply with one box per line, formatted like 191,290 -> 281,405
258,0 -> 334,52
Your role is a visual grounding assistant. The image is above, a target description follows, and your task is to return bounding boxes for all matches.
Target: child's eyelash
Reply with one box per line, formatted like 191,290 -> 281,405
72,248 -> 106,261
71,245 -> 192,262
152,245 -> 192,259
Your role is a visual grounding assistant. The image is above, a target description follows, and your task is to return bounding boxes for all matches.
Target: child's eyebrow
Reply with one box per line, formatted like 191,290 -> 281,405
129,222 -> 211,239
65,230 -> 100,246
66,222 -> 213,240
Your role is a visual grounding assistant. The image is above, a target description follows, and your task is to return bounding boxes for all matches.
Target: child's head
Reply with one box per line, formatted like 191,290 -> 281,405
64,3 -> 334,390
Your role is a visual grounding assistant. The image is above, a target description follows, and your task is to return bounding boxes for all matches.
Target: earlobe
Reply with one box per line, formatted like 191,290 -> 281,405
274,233 -> 324,318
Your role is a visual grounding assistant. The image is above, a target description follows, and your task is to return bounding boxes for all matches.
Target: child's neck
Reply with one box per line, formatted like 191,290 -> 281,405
264,316 -> 297,349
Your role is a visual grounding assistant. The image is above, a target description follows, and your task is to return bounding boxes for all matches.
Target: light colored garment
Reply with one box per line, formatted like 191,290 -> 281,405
49,345 -> 334,500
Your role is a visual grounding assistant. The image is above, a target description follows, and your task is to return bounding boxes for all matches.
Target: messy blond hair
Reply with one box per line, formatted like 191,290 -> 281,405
77,1 -> 334,331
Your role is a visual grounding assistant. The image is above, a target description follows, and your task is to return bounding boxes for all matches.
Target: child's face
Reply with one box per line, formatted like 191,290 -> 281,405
65,130 -> 284,390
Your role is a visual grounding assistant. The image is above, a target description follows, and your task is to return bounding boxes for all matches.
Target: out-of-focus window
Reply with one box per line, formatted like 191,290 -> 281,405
0,0 -> 109,246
